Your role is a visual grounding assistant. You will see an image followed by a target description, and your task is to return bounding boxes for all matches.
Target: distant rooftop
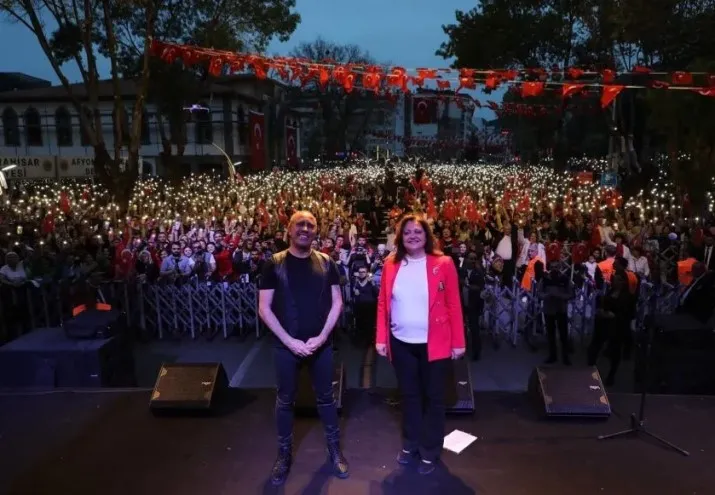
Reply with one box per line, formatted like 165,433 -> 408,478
0,73 -> 281,104
0,72 -> 52,92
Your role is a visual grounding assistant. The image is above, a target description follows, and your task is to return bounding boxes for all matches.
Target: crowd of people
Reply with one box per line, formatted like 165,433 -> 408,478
1,160 -> 713,350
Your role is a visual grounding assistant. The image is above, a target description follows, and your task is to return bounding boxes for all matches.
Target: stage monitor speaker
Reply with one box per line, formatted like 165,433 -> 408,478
528,366 -> 611,418
446,359 -> 475,414
149,363 -> 228,414
295,359 -> 346,416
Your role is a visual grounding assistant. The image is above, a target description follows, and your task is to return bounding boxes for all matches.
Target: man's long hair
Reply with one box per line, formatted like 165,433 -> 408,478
393,213 -> 441,263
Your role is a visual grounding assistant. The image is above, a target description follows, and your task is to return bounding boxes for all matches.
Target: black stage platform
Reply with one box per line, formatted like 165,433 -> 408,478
1,390 -> 714,495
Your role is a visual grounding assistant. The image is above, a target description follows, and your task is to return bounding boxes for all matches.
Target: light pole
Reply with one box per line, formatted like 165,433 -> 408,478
0,164 -> 18,195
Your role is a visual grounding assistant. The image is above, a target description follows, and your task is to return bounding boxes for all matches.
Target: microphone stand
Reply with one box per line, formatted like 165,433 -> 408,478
597,289 -> 689,456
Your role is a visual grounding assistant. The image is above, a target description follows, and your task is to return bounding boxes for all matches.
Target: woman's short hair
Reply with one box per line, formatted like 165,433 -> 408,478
393,213 -> 441,262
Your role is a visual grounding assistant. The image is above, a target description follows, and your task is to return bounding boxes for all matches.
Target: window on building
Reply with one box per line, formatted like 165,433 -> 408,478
24,107 -> 43,146
374,110 -> 385,126
170,115 -> 186,145
112,107 -> 130,145
195,104 -> 213,144
80,107 -> 95,146
55,106 -> 73,146
237,106 -> 246,145
2,107 -> 20,146
141,111 -> 151,145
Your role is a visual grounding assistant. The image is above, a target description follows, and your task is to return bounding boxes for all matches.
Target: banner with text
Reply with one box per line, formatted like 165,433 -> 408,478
57,157 -> 96,178
0,156 -> 56,180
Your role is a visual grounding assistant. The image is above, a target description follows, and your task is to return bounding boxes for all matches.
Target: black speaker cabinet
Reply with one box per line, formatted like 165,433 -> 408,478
528,366 -> 611,418
0,327 -> 135,388
295,359 -> 346,416
64,308 -> 123,339
149,363 -> 228,414
446,359 -> 475,414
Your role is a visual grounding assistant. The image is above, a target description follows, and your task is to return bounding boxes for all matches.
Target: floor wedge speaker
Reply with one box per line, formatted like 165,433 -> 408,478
528,366 -> 611,418
446,359 -> 475,414
150,362 -> 228,414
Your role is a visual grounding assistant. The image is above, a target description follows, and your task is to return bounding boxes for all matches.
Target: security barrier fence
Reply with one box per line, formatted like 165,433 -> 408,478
1,274 -> 679,348
0,278 -> 259,342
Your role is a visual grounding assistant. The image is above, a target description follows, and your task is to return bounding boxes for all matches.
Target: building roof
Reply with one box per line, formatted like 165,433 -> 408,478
0,73 -> 292,104
0,72 -> 52,92
0,72 -> 51,84
0,78 -> 243,103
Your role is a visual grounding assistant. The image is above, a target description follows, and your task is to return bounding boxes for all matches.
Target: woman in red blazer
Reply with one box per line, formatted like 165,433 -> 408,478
375,213 -> 465,475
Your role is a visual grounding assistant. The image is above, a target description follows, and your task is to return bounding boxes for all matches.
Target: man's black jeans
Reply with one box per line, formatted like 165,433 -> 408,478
390,333 -> 449,462
274,343 -> 340,449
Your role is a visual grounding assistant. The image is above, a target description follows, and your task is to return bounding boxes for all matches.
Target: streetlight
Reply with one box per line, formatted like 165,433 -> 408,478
0,163 -> 17,194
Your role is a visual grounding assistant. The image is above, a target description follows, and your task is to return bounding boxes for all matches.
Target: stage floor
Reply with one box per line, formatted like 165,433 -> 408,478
1,390 -> 713,495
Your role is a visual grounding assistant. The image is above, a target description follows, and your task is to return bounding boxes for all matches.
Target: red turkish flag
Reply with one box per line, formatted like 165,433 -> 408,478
413,98 -> 437,124
285,126 -> 298,168
249,111 -> 265,171
59,191 -> 71,213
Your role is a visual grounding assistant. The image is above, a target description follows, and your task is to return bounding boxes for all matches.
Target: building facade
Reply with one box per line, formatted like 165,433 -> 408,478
364,90 -> 475,158
0,75 -> 301,182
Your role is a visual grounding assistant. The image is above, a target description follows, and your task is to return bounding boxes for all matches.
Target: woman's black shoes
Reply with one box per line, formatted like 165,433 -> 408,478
396,449 -> 418,465
418,460 -> 436,475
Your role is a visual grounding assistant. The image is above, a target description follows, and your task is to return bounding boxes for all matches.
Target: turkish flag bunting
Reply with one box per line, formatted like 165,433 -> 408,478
601,85 -> 625,107
249,111 -> 265,171
562,84 -> 585,98
413,98 -> 437,124
285,126 -> 298,168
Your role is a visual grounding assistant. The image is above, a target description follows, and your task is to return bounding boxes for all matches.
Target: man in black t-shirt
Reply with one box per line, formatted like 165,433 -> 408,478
258,211 -> 348,485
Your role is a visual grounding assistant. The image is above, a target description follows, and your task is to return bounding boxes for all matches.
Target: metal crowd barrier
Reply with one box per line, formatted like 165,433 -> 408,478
0,278 -> 259,342
0,272 -> 680,348
480,276 -> 679,349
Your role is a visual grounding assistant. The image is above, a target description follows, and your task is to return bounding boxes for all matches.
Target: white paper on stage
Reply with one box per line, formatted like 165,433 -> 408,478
443,429 -> 477,454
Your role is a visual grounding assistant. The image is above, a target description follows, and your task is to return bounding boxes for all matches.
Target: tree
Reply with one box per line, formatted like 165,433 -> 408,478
0,0 -> 158,204
0,0 -> 300,200
286,37 -> 388,155
437,0 -> 593,168
437,0 -> 715,190
106,0 -> 300,177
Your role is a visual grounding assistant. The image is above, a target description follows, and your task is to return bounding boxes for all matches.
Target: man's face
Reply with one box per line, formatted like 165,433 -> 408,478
192,243 -> 201,253
171,244 -> 181,256
357,268 -> 368,279
357,237 -> 366,247
251,250 -> 260,262
215,233 -> 223,245
158,233 -> 166,243
290,214 -> 317,248
466,253 -> 477,268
